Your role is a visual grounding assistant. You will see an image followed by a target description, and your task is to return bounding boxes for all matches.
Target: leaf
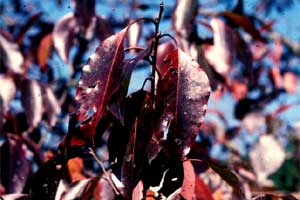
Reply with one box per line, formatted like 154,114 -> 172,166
0,75 -> 16,113
132,181 -> 144,200
41,85 -> 61,127
127,20 -> 142,49
55,178 -> 91,200
156,49 -> 210,153
0,194 -> 30,200
0,134 -> 31,194
30,160 -> 64,200
53,13 -> 77,63
20,78 -> 43,129
108,47 -> 151,124
173,0 -> 198,37
206,160 -> 242,194
156,41 -> 176,77
180,160 -> 195,199
15,12 -> 41,44
205,17 -> 234,75
249,135 -> 285,187
68,28 -> 129,148
0,31 -> 24,74
218,11 -> 266,42
37,33 -> 53,71
194,175 -> 214,200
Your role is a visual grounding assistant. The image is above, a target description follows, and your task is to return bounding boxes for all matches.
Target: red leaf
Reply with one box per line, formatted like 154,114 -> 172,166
157,49 -> 210,153
194,175 -> 214,200
157,42 -> 176,77
181,160 -> 195,199
20,78 -> 43,129
15,12 -> 41,44
38,34 -> 53,71
0,134 -> 31,193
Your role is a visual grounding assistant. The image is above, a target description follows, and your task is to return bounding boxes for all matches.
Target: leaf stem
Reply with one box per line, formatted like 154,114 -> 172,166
150,2 -> 164,102
88,148 -> 121,196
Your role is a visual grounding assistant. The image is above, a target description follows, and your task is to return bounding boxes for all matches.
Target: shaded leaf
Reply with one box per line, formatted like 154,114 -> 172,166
0,134 -> 31,194
108,47 -> 151,124
30,160 -> 64,200
15,12 -> 41,44
206,160 -> 241,194
20,78 -> 43,129
37,33 -> 53,71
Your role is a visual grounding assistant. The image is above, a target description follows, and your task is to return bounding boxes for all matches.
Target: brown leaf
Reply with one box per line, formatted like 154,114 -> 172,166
37,33 -> 53,71
218,11 -> 266,42
181,160 -> 195,199
157,49 -> 210,153
20,78 -> 43,129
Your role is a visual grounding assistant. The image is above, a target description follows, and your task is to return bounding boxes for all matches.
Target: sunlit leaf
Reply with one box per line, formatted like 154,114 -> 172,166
20,78 -> 43,129
0,31 -> 24,74
157,49 -> 210,153
41,85 -> 61,127
180,160 -> 195,199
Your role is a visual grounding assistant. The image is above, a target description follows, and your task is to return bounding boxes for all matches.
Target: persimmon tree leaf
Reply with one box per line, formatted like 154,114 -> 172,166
20,78 -> 43,129
157,49 -> 210,154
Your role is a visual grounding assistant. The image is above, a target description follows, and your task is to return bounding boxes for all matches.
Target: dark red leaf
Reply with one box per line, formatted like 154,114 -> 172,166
194,175 -> 214,200
74,28 -> 127,130
218,11 -> 266,42
15,12 -> 41,44
156,49 -> 210,154
0,134 -> 31,193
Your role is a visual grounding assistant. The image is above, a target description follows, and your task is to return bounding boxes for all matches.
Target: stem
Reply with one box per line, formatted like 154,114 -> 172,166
150,2 -> 164,102
88,148 -> 121,196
